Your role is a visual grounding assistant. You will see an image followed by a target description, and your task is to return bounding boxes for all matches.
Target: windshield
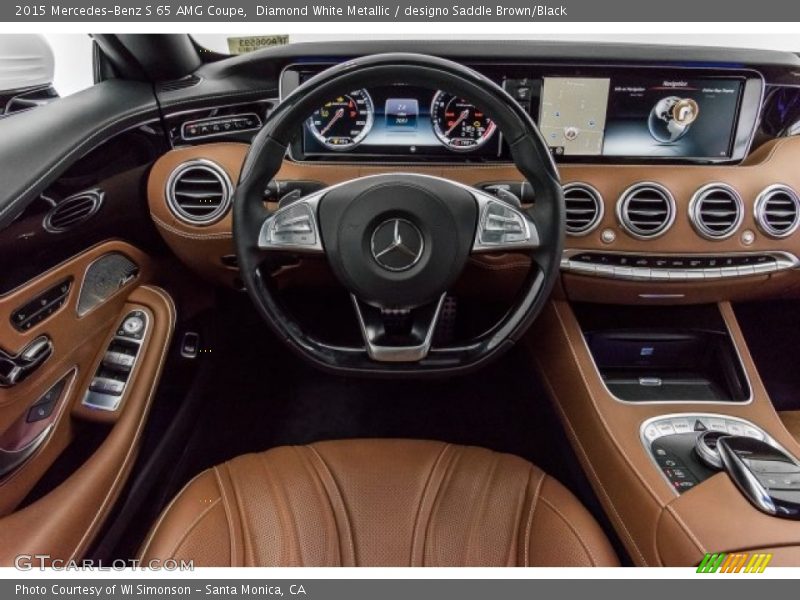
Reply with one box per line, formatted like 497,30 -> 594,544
192,33 -> 800,55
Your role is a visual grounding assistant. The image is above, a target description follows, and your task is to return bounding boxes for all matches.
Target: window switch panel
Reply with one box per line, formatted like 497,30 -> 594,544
83,310 -> 148,412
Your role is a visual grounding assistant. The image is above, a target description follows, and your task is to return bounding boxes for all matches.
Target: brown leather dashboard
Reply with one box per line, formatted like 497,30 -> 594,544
147,137 -> 800,301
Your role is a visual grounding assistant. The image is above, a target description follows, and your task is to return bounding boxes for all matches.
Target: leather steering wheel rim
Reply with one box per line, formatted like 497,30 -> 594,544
233,53 -> 564,377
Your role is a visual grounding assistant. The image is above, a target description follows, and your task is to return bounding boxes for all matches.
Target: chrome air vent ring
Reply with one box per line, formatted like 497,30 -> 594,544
166,159 -> 233,226
43,189 -> 104,233
689,183 -> 744,240
754,184 -> 800,239
563,182 -> 604,236
616,182 -> 676,240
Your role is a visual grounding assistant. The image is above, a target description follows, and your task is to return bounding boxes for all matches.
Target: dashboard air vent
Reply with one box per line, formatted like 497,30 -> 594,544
158,75 -> 202,93
563,183 -> 604,235
689,183 -> 743,240
166,160 -> 233,225
755,185 -> 800,238
617,183 -> 675,239
43,190 -> 104,233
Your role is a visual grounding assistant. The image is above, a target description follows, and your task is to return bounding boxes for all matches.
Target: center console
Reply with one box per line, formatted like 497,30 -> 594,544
530,298 -> 800,566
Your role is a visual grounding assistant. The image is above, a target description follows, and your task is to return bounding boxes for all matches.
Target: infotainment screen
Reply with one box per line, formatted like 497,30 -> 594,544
539,75 -> 744,160
539,77 -> 611,156
603,77 -> 743,158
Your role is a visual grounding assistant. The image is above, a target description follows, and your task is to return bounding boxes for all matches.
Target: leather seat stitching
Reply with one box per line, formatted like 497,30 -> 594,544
409,442 -> 452,567
426,445 -> 465,567
257,452 -> 303,565
522,469 -> 546,567
212,466 -> 236,567
306,445 -> 357,566
464,452 -> 501,566
297,446 -> 352,566
166,498 -> 222,559
137,469 -> 210,560
539,495 -> 598,566
224,461 -> 252,566
511,465 -> 533,566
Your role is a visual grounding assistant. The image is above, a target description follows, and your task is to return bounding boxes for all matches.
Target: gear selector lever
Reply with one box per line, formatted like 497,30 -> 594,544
718,436 -> 800,519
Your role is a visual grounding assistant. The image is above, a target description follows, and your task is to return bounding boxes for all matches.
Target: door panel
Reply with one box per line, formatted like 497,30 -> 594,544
0,278 -> 174,563
0,241 -> 156,514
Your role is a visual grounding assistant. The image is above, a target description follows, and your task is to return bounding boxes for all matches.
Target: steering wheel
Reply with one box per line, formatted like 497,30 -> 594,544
234,53 -> 564,376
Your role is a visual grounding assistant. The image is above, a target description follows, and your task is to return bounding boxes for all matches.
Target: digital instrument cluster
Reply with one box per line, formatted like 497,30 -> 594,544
302,85 -> 502,158
281,64 -> 761,163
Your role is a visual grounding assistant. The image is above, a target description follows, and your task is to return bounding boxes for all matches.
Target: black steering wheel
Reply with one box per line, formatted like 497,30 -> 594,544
234,53 -> 564,376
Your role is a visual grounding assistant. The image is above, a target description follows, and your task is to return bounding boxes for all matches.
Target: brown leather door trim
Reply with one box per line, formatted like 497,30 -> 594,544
0,284 -> 175,564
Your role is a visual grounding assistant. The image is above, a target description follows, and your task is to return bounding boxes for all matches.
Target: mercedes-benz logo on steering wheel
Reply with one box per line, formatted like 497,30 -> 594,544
370,218 -> 425,272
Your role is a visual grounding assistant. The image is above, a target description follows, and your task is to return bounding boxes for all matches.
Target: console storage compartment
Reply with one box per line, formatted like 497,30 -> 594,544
574,303 -> 750,403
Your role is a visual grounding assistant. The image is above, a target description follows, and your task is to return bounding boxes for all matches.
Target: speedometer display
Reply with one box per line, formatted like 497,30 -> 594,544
431,92 -> 497,152
307,89 -> 375,150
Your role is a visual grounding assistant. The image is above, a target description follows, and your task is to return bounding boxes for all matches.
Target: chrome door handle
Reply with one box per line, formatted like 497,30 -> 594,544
0,335 -> 53,388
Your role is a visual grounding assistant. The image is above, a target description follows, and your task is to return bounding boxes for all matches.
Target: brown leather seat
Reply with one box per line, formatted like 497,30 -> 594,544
140,439 -> 618,566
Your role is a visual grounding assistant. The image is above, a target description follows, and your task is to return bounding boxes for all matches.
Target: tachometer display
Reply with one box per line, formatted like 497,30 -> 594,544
307,90 -> 374,150
431,92 -> 497,152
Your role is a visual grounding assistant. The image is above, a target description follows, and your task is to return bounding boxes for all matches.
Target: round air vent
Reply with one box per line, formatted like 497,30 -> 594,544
689,183 -> 744,240
755,184 -> 800,239
43,189 -> 104,233
617,182 -> 675,239
563,182 -> 604,236
166,160 -> 233,225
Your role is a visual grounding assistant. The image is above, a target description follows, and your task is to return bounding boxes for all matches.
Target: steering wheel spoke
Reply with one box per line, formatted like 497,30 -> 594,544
351,293 -> 447,363
258,191 -> 325,253
471,188 -> 540,254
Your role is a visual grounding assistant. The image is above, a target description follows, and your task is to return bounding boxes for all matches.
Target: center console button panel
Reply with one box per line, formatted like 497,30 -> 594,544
640,413 -> 777,494
82,310 -> 148,412
562,251 -> 798,282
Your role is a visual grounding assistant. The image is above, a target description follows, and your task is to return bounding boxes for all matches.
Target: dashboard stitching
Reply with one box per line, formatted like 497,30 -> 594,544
151,214 -> 233,239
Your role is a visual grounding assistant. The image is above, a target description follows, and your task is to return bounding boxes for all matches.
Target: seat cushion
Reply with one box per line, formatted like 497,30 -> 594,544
139,439 -> 618,566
